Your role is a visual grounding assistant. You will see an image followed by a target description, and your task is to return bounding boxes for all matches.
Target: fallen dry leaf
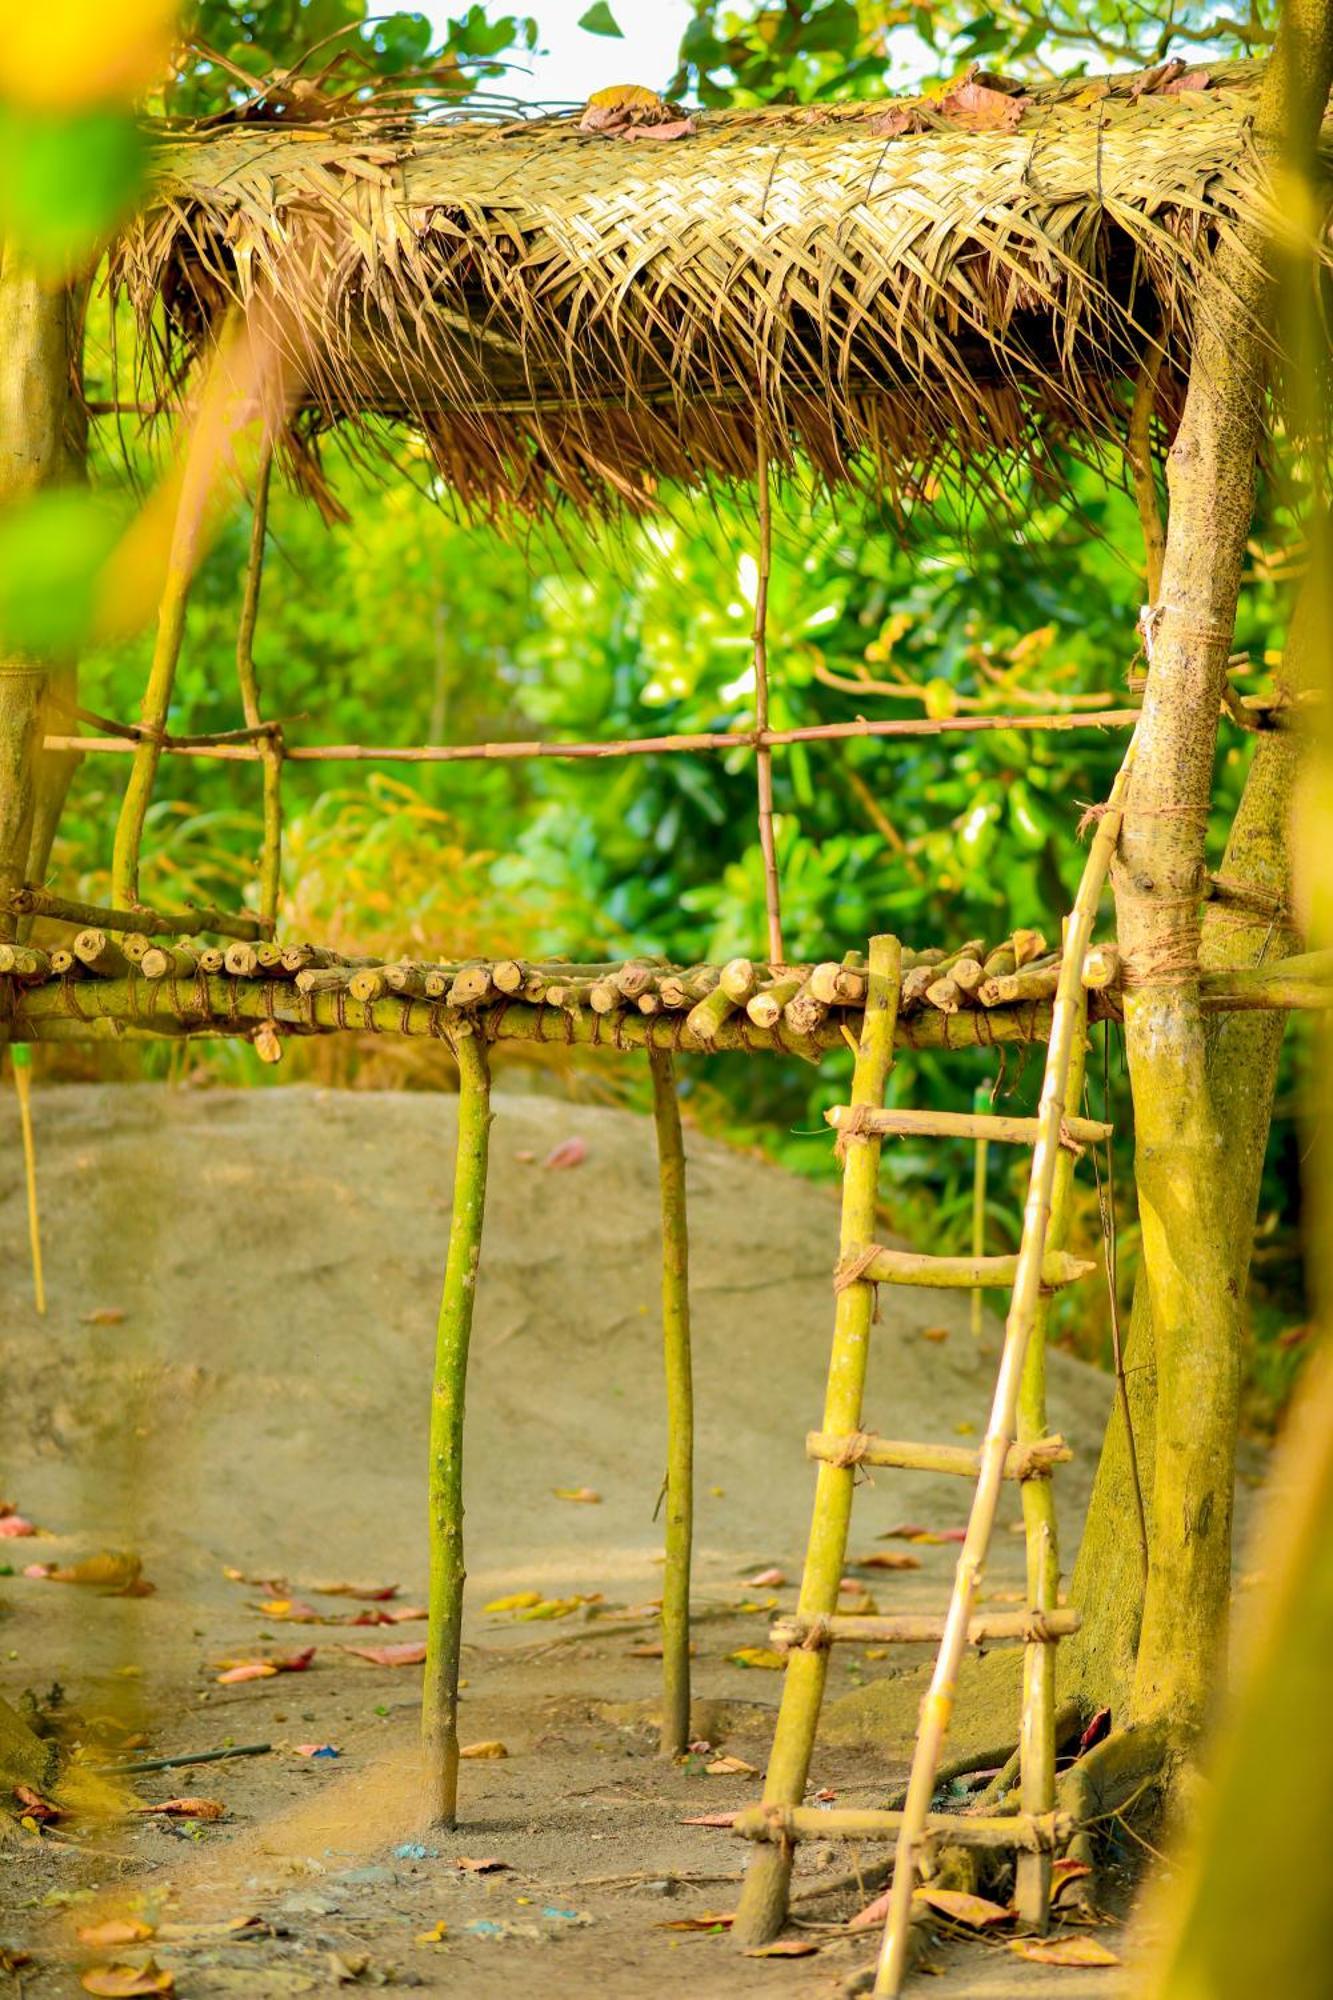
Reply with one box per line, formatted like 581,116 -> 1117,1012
542,1136 -> 587,1170
938,77 -> 1031,131
77,1921 -> 155,1949
680,1812 -> 738,1827
854,1551 -> 921,1572
415,1921 -> 449,1944
744,1939 -> 819,1958
1010,1934 -> 1121,1967
514,1594 -> 601,1622
705,1755 -> 757,1777
0,1515 -> 36,1538
914,1886 -> 1013,1930
552,1486 -> 601,1504
216,1647 -> 314,1685
727,1647 -> 784,1671
81,1307 -> 126,1326
656,1910 -> 734,1931
920,1324 -> 950,1342
485,1591 -> 542,1614
455,1856 -> 510,1873
579,84 -> 696,141
849,1887 -> 892,1930
255,1597 -> 323,1622
307,1581 -> 398,1601
1078,1706 -> 1113,1755
134,1797 -> 226,1823
80,1967 -> 173,1998
49,1552 -> 148,1592
14,1784 -> 60,1822
1051,1858 -> 1094,1901
460,1741 -> 509,1760
343,1641 -> 427,1667
744,1567 -> 786,1588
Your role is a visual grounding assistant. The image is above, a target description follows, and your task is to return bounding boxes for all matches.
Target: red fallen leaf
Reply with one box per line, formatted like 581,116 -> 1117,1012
745,1567 -> 786,1588
680,1811 -> 738,1827
0,1515 -> 36,1537
254,1598 -> 323,1622
217,1647 -> 315,1684
853,1551 -> 921,1571
14,1784 -> 61,1822
23,1562 -> 52,1578
307,1581 -> 398,1601
850,1887 -> 892,1930
866,102 -> 927,137
455,1856 -> 511,1873
744,1939 -> 819,1958
80,1966 -> 174,1997
343,1641 -> 427,1667
542,1136 -> 587,1170
345,1604 -> 428,1626
386,1605 -> 427,1623
879,1523 -> 928,1539
1078,1706 -> 1112,1756
1163,67 -> 1210,92
135,1798 -> 225,1820
622,118 -> 696,141
1051,1858 -> 1093,1901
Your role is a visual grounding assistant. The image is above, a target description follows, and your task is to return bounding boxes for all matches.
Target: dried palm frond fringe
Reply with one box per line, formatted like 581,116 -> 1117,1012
111,60 -> 1327,516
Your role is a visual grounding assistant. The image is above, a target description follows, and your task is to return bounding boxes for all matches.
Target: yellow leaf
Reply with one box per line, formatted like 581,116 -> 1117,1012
585,83 -> 662,111
77,1921 -> 155,1949
79,1964 -> 174,1998
744,1939 -> 819,1957
914,1886 -> 1013,1929
459,1740 -> 508,1760
414,1921 -> 449,1944
954,1420 -> 977,1436
552,1487 -> 601,1504
484,1591 -> 542,1613
923,678 -> 957,720
1010,1934 -> 1120,1967
705,1755 -> 758,1777
727,1647 -> 785,1671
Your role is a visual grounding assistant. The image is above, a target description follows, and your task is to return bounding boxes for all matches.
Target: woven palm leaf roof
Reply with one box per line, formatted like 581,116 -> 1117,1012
116,59 -> 1313,513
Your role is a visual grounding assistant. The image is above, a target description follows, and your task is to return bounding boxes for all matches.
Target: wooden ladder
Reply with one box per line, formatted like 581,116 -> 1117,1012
733,766 -> 1130,1990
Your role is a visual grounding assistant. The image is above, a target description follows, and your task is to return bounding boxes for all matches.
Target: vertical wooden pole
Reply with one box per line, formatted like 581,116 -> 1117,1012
235,449 -> 283,935
649,1047 -> 694,1758
11,1046 -> 44,1315
423,1028 -> 492,1826
733,935 -> 901,1947
970,1082 -> 989,1340
752,434 -> 784,964
110,550 -> 194,910
1013,975 -> 1089,1929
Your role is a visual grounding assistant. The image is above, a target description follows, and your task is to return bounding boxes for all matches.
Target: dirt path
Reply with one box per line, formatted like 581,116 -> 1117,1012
1,1082 -> 1130,1995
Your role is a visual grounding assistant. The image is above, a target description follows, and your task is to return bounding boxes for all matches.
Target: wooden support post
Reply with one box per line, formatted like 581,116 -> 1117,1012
971,1082 -> 989,1339
10,1045 -> 44,1314
752,433 -> 784,964
423,1028 -> 492,1827
235,450 -> 283,935
649,1048 -> 694,1759
733,934 -> 902,1947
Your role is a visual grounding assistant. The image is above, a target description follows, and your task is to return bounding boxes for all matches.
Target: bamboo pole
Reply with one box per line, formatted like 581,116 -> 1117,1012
649,1049 -> 693,1759
423,1028 -> 492,1828
235,450 -> 283,935
858,1246 -> 1094,1289
771,1608 -> 1079,1650
1014,967 -> 1090,1930
752,434 -> 784,963
733,935 -> 902,1949
1128,336 -> 1168,603
971,1082 -> 989,1340
825,1105 -> 1111,1146
110,522 -> 196,911
11,885 -> 263,942
10,1046 -> 44,1315
872,742 -> 1135,1999
806,1432 -> 1070,1479
735,1805 -> 1074,1851
42,707 -> 1144,769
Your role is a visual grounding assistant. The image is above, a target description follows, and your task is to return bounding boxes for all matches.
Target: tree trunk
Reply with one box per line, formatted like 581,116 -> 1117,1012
1105,9 -> 1333,1743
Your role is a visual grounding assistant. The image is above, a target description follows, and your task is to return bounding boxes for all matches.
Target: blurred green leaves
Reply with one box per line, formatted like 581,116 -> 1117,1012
0,492 -> 126,658
578,4 -> 624,37
0,106 -> 144,277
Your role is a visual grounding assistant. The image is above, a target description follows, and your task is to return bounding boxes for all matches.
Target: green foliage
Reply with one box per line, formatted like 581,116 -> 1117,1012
0,107 -> 145,274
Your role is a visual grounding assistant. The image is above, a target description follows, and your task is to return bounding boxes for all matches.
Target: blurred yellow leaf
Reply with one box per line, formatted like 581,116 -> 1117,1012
1010,1935 -> 1121,1966
485,1591 -> 542,1613
0,1 -> 179,112
459,1740 -> 508,1760
727,1647 -> 784,1670
915,1886 -> 1013,1929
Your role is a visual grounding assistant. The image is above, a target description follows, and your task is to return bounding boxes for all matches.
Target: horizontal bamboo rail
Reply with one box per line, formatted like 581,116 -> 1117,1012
770,1608 -> 1080,1650
825,1106 -> 1113,1146
9,885 -> 264,942
805,1431 -> 1071,1479
734,1805 -> 1075,1851
855,1246 -> 1096,1289
41,708 -> 1143,770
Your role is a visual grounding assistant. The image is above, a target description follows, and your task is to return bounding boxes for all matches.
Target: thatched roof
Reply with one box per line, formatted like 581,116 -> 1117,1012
116,60 -> 1312,513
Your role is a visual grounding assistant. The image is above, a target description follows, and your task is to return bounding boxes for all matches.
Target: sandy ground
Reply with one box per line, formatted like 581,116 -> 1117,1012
0,1081 -> 1133,1997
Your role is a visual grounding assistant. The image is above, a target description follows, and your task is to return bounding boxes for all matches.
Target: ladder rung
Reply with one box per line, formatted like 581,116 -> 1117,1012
771,1608 -> 1079,1651
848,1246 -> 1095,1290
806,1430 -> 1071,1479
734,1804 -> 1075,1851
826,1105 -> 1112,1146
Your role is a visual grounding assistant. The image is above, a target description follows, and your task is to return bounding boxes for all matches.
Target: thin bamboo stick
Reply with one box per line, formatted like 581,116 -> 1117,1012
971,1083 -> 989,1340
235,450 -> 283,935
752,434 -> 784,963
42,707 -> 1144,769
12,886 -> 263,942
825,1105 -> 1111,1146
805,1432 -> 1070,1479
649,1048 -> 693,1760
735,1805 -> 1074,1850
771,1608 -> 1079,1650
732,935 -> 902,1949
857,1246 -> 1095,1289
110,524 -> 195,910
10,1046 -> 44,1315
423,1028 -> 492,1828
873,740 -> 1136,1999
